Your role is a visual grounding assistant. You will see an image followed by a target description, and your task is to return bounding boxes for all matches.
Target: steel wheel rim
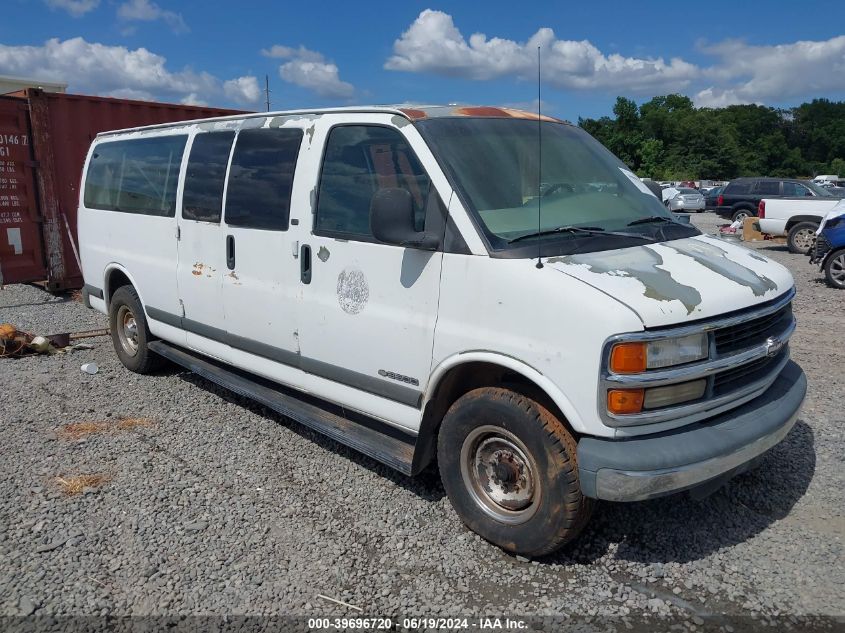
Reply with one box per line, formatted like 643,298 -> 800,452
794,229 -> 815,252
734,211 -> 749,222
830,254 -> 845,285
460,425 -> 540,525
116,305 -> 139,356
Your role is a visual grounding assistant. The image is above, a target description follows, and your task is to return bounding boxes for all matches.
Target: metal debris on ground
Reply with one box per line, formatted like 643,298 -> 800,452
0,324 -> 109,359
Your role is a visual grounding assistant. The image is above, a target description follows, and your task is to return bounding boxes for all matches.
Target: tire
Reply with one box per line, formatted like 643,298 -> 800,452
437,387 -> 593,556
731,207 -> 754,223
824,249 -> 845,289
108,285 -> 164,374
786,222 -> 818,254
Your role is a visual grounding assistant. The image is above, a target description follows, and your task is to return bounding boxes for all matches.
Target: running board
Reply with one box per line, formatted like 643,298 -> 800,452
148,341 -> 415,475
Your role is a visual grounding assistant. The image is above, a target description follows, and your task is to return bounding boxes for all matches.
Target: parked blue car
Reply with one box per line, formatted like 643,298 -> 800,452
810,214 -> 845,289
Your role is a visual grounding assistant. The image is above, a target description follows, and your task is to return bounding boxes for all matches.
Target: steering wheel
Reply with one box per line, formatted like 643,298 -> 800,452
542,182 -> 575,197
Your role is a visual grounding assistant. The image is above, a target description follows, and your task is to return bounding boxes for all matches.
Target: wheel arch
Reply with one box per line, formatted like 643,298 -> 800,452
785,216 -> 821,231
103,263 -> 145,308
411,352 -> 585,475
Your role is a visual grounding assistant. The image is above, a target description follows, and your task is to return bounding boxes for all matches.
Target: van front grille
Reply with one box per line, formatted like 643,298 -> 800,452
712,351 -> 785,397
713,303 -> 792,355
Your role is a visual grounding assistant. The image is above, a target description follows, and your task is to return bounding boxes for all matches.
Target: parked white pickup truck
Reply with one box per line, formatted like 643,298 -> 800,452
758,197 -> 844,253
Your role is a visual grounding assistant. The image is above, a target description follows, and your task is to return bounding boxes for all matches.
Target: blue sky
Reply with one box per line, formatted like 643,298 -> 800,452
1,0 -> 844,121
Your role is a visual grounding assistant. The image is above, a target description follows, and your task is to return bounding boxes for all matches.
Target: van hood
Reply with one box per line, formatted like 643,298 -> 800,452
545,235 -> 792,328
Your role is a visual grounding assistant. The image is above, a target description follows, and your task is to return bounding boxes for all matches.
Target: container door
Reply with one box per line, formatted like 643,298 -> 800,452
0,97 -> 46,285
219,126 -> 305,366
176,131 -> 234,357
295,124 -> 443,416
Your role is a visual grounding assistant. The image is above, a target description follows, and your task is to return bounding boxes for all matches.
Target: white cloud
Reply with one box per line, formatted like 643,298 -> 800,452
385,10 -> 697,93
387,10 -> 845,109
117,0 -> 188,34
44,0 -> 99,16
224,76 -> 261,104
0,37 -> 260,108
263,44 -> 354,99
693,37 -> 845,107
179,93 -> 208,107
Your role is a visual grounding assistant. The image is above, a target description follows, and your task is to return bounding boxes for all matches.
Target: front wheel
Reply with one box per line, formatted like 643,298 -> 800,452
824,249 -> 845,289
787,222 -> 818,254
108,285 -> 164,374
437,388 -> 593,556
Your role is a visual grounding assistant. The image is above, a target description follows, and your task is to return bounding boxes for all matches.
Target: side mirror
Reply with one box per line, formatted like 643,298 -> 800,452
370,188 -> 439,250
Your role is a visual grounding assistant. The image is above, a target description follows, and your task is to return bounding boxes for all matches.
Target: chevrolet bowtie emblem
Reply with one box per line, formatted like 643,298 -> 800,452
765,336 -> 785,358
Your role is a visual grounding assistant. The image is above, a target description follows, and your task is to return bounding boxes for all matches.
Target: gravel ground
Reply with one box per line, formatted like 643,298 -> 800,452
0,212 -> 842,627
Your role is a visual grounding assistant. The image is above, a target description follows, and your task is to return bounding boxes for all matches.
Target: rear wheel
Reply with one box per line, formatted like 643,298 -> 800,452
108,285 -> 164,374
824,249 -> 845,289
731,207 -> 753,223
437,387 -> 593,556
787,222 -> 818,254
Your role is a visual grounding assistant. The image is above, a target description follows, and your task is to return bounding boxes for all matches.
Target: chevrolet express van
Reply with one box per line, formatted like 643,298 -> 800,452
78,106 -> 806,556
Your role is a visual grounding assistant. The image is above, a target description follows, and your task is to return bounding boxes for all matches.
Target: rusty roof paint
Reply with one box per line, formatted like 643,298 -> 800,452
399,105 -> 565,123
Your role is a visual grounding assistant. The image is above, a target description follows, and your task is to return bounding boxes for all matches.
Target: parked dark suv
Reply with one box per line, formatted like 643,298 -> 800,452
715,177 -> 832,222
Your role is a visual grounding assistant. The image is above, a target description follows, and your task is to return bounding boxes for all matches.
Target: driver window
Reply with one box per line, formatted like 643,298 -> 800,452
315,125 -> 431,240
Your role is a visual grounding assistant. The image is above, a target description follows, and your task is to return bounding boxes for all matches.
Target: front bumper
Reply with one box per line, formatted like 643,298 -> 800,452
577,360 -> 806,501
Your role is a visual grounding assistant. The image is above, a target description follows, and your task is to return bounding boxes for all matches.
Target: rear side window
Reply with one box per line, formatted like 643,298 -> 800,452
183,132 -> 235,222
224,127 -> 303,231
315,125 -> 431,239
753,180 -> 780,195
724,181 -> 751,195
84,135 -> 187,216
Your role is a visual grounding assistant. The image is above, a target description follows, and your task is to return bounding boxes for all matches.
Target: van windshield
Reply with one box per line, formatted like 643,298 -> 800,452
417,118 -> 698,255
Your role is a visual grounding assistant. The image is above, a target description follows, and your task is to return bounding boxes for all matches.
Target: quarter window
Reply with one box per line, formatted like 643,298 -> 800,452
315,125 -> 430,239
183,132 -> 235,222
84,135 -> 187,216
225,127 -> 303,231
725,181 -> 750,194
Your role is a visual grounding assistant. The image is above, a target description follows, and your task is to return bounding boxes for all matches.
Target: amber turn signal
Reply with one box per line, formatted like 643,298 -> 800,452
610,342 -> 647,373
607,389 -> 645,415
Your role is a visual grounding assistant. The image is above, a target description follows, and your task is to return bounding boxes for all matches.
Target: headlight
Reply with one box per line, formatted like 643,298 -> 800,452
610,332 -> 708,373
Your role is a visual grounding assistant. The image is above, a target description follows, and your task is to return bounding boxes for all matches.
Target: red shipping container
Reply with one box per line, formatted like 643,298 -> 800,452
0,89 -> 248,290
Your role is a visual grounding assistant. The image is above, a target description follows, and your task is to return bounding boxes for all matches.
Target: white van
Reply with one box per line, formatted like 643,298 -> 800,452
813,175 -> 839,186
78,105 -> 806,556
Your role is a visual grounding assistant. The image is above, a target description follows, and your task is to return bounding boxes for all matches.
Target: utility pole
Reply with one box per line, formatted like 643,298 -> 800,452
264,74 -> 270,112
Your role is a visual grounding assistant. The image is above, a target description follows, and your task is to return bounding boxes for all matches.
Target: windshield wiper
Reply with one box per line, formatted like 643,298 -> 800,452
627,216 -> 678,226
508,225 -> 655,244
508,226 -> 606,243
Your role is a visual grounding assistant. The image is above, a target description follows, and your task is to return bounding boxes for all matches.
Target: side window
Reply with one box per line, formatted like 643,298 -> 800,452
315,125 -> 431,239
784,182 -> 811,197
84,135 -> 187,216
753,180 -> 780,195
183,132 -> 235,222
725,181 -> 750,194
224,127 -> 303,231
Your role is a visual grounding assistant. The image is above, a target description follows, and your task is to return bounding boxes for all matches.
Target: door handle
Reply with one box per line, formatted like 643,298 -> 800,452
300,243 -> 312,284
226,235 -> 235,270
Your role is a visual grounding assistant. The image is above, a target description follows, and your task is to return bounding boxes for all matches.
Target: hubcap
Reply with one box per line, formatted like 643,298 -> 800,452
830,254 -> 845,285
734,212 -> 749,222
794,229 -> 815,252
460,426 -> 540,525
116,305 -> 139,356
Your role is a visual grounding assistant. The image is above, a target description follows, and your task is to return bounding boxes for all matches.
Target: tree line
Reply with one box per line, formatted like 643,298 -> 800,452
578,95 -> 845,181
